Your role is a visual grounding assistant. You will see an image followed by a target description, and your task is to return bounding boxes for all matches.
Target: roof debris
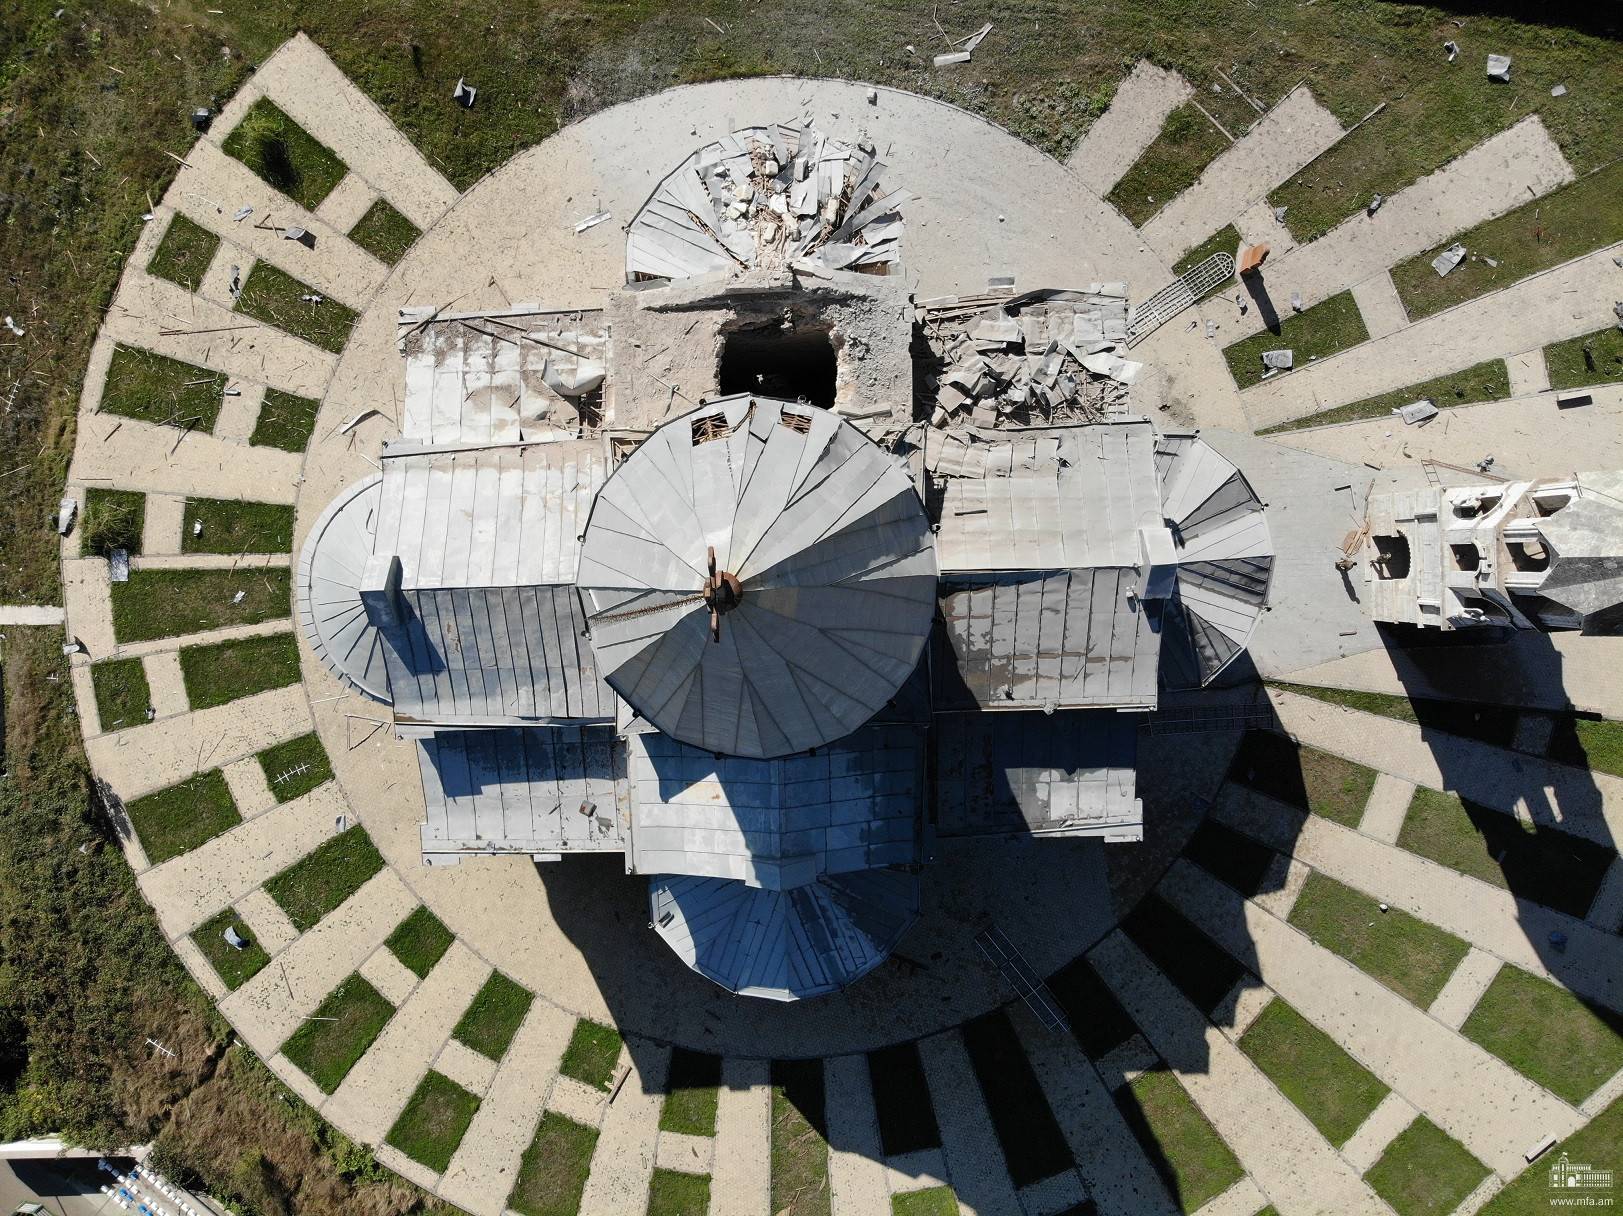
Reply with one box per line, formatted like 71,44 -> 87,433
109,549 -> 130,583
1367,193 -> 1384,216
1261,349 -> 1293,371
574,210 -> 612,234
933,50 -> 972,67
56,498 -> 76,536
1550,83 -> 1567,98
1394,399 -> 1439,425
3,315 -> 23,337
1273,205 -> 1288,223
232,205 -> 252,222
1486,54 -> 1511,82
453,76 -> 477,107
1444,40 -> 1459,62
1432,242 -> 1466,277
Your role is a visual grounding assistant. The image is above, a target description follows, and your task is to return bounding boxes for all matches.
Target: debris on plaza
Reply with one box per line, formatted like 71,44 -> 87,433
1444,40 -> 1460,62
453,76 -> 477,107
108,549 -> 129,583
1432,242 -> 1466,277
56,498 -> 76,535
1487,53 -> 1512,82
1262,348 -> 1293,371
1394,399 -> 1439,425
573,210 -> 612,234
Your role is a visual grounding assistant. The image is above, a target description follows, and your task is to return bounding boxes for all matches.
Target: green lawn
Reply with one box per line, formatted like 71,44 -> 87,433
1287,871 -> 1468,1008
1238,998 -> 1388,1147
1545,325 -> 1623,392
558,1018 -> 621,1089
256,732 -> 334,803
1549,716 -> 1623,780
865,1042 -> 941,1157
1228,729 -> 1377,828
220,98 -> 347,210
1265,683 -> 1520,749
1106,102 -> 1231,228
1461,966 -> 1623,1105
660,1048 -> 721,1138
249,388 -> 321,452
1398,787 -> 1615,920
91,657 -> 150,732
1222,290 -> 1369,390
1257,358 -> 1512,434
1364,1115 -> 1487,1216
111,568 -> 291,643
385,1070 -> 481,1173
453,972 -> 533,1062
191,908 -> 271,990
179,631 -> 302,710
385,906 -> 454,980
509,1112 -> 598,1216
1482,1095 -> 1623,1214
279,973 -> 394,1093
124,768 -> 240,865
99,345 -> 226,432
148,212 -> 220,292
1114,1069 -> 1242,1215
1392,161 -> 1623,322
770,1058 -> 830,1216
264,825 -> 385,932
348,198 -> 420,266
80,488 -> 145,557
960,1009 -> 1074,1187
235,261 -> 359,354
647,1168 -> 710,1216
892,1187 -> 957,1216
181,498 -> 295,554
1173,223 -> 1240,296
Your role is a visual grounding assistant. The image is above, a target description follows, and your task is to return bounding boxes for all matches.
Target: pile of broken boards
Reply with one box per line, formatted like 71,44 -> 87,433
624,120 -> 910,281
918,287 -> 1143,430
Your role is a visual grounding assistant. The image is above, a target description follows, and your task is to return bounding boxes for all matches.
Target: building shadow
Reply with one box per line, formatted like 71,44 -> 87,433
1240,271 -> 1281,335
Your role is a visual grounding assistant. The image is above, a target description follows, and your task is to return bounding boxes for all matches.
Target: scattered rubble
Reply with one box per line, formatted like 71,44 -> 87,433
1551,83 -> 1568,97
1444,40 -> 1459,62
1367,193 -> 1384,216
232,205 -> 252,222
1431,243 -> 1466,277
574,210 -> 612,234
56,498 -> 76,535
1261,349 -> 1293,371
1394,399 -> 1438,425
2,315 -> 23,336
453,77 -> 477,107
109,549 -> 130,583
1487,54 -> 1511,82
190,107 -> 212,133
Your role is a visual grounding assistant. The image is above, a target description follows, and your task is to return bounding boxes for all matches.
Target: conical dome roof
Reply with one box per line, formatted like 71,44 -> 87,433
576,395 -> 936,758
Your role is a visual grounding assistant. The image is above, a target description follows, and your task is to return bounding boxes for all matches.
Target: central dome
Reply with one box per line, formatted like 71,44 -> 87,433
576,395 -> 937,758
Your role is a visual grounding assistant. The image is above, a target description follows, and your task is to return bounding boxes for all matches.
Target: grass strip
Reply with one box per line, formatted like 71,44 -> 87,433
256,732 -> 333,803
1222,290 -> 1368,390
1364,1115 -> 1487,1216
385,1070 -> 481,1173
770,1058 -> 830,1216
264,824 -> 384,932
111,568 -> 290,643
385,906 -> 454,980
453,972 -> 533,1062
892,1187 -> 957,1216
249,388 -> 321,452
1257,358 -> 1511,434
1461,964 -> 1623,1105
1548,716 -> 1623,779
1237,998 -> 1388,1146
80,488 -> 146,557
558,1018 -> 621,1089
509,1111 -> 597,1216
1123,894 -> 1251,1017
865,1042 -> 940,1157
191,908 -> 270,991
1545,324 -> 1623,392
1114,1069 -> 1242,1215
181,498 -> 294,554
1228,729 -> 1376,828
347,198 -> 420,266
91,657 -> 150,732
220,98 -> 347,209
1106,102 -> 1230,228
125,768 -> 239,864
179,631 -> 301,710
235,261 -> 358,354
100,345 -> 225,432
280,973 -> 393,1094
660,1048 -> 721,1137
960,1009 -> 1074,1187
1266,682 -> 1521,748
647,1168 -> 710,1216
148,212 -> 220,292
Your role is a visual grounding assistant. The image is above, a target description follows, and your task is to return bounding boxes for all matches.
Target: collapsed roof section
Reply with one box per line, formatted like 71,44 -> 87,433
625,122 -> 909,282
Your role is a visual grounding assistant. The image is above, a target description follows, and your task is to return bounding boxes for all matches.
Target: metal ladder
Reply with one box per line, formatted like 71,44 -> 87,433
975,926 -> 1070,1033
1126,253 -> 1236,347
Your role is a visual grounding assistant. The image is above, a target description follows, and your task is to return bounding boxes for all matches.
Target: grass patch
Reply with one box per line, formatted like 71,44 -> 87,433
191,908 -> 270,991
249,388 -> 321,453
960,1009 -> 1074,1187
179,631 -> 301,710
148,213 -> 220,292
1549,716 -> 1623,780
1229,729 -> 1377,828
348,198 -> 420,266
1114,1069 -> 1242,1215
1123,894 -> 1251,1017
1545,325 -> 1623,392
770,1058 -> 830,1216
1173,223 -> 1240,296
1222,290 -> 1369,390
256,732 -> 334,803
385,1070 -> 480,1173
235,261 -> 358,354
1483,1095 -> 1623,1214
1238,998 -> 1388,1146
1266,683 -> 1520,748
1398,787 -> 1614,920
1364,1115 -> 1487,1216
1183,819 -> 1280,899
1257,358 -> 1511,434
558,1018 -> 621,1089
1392,161 -> 1623,322
1288,871 -> 1468,1007
453,973 -> 533,1063
866,1042 -> 940,1157
80,488 -> 145,557
660,1048 -> 721,1138
892,1188 -> 957,1216
264,825 -> 385,932
1461,965 -> 1623,1105
100,345 -> 226,432
181,498 -> 295,554
91,657 -> 150,732
1106,103 -> 1230,228
385,906 -> 454,980
220,98 -> 347,210
111,568 -> 291,644
509,1111 -> 597,1216
1047,955 -> 1137,1059
124,768 -> 240,865
647,1168 -> 710,1216
279,973 -> 393,1094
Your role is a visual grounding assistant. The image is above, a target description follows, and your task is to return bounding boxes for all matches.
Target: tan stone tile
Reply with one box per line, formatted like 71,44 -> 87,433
433,1036 -> 498,1097
359,941 -> 422,1008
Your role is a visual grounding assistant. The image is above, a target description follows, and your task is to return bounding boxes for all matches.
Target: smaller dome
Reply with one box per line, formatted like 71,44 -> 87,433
295,474 -> 391,702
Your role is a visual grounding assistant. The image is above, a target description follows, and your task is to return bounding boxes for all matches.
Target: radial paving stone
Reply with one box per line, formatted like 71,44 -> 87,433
212,381 -> 266,443
1340,1092 -> 1420,1177
1088,927 -> 1388,1215
711,1058 -> 772,1216
1357,773 -> 1417,844
220,751 -> 285,818
71,409 -> 302,506
137,780 -> 345,938
1066,60 -> 1195,194
61,559 -> 116,658
578,1041 -> 667,1216
1220,116 -> 1573,342
915,1031 -> 1024,1215
234,886 -> 299,955
438,1001 -> 575,1216
314,173 -> 381,232
358,943 -> 424,1009
1211,788 -> 1623,1015
1155,859 -> 1582,1177
1140,87 -> 1345,263
823,1054 -> 890,1216
1426,951 -> 1506,1031
139,495 -> 187,556
1348,274 -> 1409,341
1239,243 -> 1623,431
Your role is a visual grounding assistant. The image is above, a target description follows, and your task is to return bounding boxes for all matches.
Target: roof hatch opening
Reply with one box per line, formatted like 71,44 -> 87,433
718,323 -> 837,407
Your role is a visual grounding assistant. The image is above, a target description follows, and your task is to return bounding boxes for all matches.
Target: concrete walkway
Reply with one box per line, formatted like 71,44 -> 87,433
711,1058 -> 771,1216
0,605 -> 64,625
824,1054 -> 891,1216
917,1031 -> 1022,1215
1067,61 -> 1194,195
579,1041 -> 667,1216
1142,86 -> 1344,262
